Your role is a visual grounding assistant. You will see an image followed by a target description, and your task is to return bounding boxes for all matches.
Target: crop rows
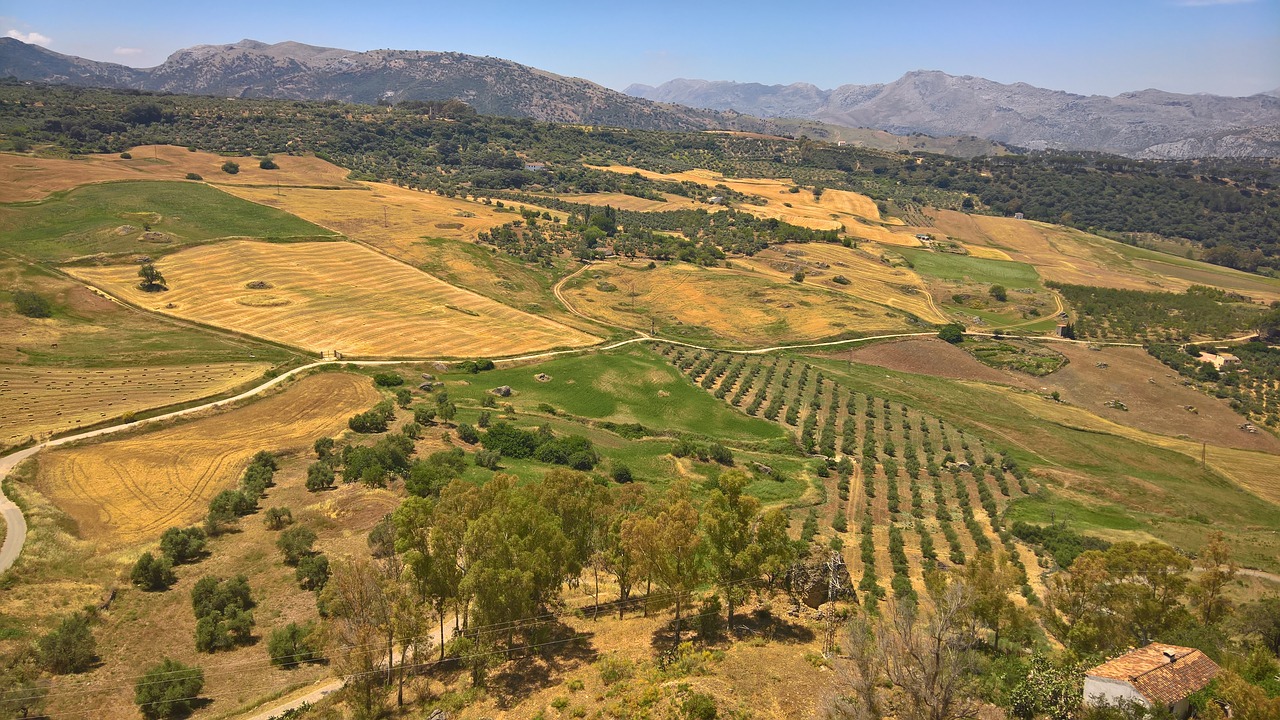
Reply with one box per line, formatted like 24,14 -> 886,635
655,343 -> 1041,607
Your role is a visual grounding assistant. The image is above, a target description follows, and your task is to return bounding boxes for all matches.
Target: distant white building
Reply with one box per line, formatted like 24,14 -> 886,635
1198,352 -> 1240,370
1084,643 -> 1219,719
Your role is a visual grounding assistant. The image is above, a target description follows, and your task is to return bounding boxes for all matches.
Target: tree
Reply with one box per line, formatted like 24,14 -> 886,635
134,658 -> 204,720
221,160 -> 239,174
938,323 -> 965,344
159,526 -> 206,564
1189,530 -> 1237,625
264,506 -> 293,530
1234,596 -> 1280,656
138,263 -> 166,291
0,650 -> 49,720
322,557 -> 391,719
277,525 -> 317,566
962,552 -> 1022,651
989,285 -> 1008,302
831,583 -> 979,720
259,157 -> 278,170
305,461 -> 335,492
191,575 -> 255,653
131,551 -> 176,591
13,290 -> 52,318
703,471 -> 763,628
296,553 -> 331,592
267,622 -> 321,667
622,482 -> 702,643
37,612 -> 96,674
1008,654 -> 1085,720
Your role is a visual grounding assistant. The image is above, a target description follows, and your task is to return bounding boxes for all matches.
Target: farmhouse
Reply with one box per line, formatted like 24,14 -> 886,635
1198,351 -> 1240,370
1083,643 -> 1219,719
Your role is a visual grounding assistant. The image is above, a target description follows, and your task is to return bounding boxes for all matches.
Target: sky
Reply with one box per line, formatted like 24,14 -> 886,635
4,0 -> 1279,97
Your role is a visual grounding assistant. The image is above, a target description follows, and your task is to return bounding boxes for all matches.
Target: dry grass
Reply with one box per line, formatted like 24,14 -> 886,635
0,146 -> 359,202
563,261 -> 914,346
742,243 -> 950,323
0,363 -> 270,448
34,371 -> 380,544
530,191 -> 701,212
68,240 -> 599,357
221,181 -> 564,265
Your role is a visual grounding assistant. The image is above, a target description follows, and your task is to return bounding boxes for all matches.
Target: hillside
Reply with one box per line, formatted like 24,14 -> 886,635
627,71 -> 1280,158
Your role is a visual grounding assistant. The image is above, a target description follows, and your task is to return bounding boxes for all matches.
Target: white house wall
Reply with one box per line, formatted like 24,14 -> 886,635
1083,676 -> 1151,709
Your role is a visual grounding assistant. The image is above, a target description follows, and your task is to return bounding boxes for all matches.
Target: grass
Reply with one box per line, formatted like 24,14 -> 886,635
0,180 -> 336,262
443,345 -> 785,443
68,239 -> 600,358
895,247 -> 1041,288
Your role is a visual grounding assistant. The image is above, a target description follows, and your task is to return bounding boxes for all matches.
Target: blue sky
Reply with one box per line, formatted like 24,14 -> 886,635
4,0 -> 1278,96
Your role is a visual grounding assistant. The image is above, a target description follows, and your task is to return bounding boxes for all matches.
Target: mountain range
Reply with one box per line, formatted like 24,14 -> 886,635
626,74 -> 1280,159
2,37 -> 1278,159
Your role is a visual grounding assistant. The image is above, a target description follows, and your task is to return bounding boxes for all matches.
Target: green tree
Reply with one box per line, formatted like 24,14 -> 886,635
221,160 -> 239,175
305,461 -> 335,492
962,551 -> 1022,651
137,263 -> 166,291
938,323 -> 965,344
267,622 -> 321,667
159,526 -> 206,564
259,157 -> 278,170
296,554 -> 331,592
622,482 -> 703,643
37,612 -> 97,674
0,650 -> 49,720
1009,654 -> 1084,720
989,285 -> 1008,302
131,551 -> 176,591
264,506 -> 293,530
134,658 -> 204,720
703,470 -> 763,628
277,525 -> 317,566
1189,530 -> 1237,625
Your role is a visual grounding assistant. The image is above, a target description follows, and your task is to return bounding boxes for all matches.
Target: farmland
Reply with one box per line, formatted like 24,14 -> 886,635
0,363 -> 269,449
0,180 -> 336,262
69,239 -> 600,357
0,145 -> 360,203
560,261 -> 918,346
32,371 -> 379,543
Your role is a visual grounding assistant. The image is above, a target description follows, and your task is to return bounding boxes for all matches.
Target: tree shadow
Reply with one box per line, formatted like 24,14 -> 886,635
487,621 -> 597,710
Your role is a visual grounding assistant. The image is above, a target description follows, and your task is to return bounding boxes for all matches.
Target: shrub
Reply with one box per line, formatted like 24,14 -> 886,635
268,622 -> 321,667
134,658 -> 204,720
38,613 -> 97,674
682,691 -> 718,720
456,423 -> 480,444
475,449 -> 502,470
131,552 -> 176,591
221,160 -> 239,174
611,463 -> 633,483
598,654 -> 634,685
185,172 -> 202,180
159,526 -> 206,564
372,372 -> 404,387
13,290 -> 52,318
295,554 -> 330,592
191,576 -> 255,652
264,507 -> 293,530
120,151 -> 132,159
938,323 -> 965,344
305,461 -> 335,492
277,525 -> 317,566
314,437 -> 335,459
259,157 -> 278,170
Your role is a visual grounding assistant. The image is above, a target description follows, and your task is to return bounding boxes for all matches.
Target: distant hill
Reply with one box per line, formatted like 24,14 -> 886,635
0,38 -> 998,157
627,72 -> 1280,159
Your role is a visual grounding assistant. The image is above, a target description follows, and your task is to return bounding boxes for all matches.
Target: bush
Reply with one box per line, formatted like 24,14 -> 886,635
348,408 -> 390,433
475,449 -> 502,470
989,284 -> 1008,302
13,290 -> 52,318
295,554 -> 330,592
120,151 -> 132,159
221,160 -> 239,174
611,463 -> 633,483
131,552 -> 176,591
305,461 -> 335,492
264,506 -> 293,530
456,423 -> 480,444
277,525 -> 317,566
135,658 -> 204,720
682,691 -> 718,720
314,437 -> 335,459
268,622 -> 321,667
259,157 -> 278,170
37,613 -> 96,674
597,654 -> 634,685
938,323 -> 965,344
159,526 -> 207,564
191,576 -> 255,652
372,372 -> 404,387
185,172 -> 202,180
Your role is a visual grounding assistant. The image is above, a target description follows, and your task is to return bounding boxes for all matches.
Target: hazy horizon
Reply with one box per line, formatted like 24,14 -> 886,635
4,0 -> 1279,97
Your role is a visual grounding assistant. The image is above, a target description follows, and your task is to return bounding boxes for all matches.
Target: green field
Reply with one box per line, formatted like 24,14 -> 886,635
0,180 -> 336,262
896,247 -> 1042,288
439,346 -> 787,443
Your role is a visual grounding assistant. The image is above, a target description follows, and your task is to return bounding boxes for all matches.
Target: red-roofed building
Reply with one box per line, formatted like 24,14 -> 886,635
1084,643 -> 1220,718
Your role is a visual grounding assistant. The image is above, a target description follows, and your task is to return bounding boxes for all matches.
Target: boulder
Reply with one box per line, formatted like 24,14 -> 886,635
490,385 -> 513,397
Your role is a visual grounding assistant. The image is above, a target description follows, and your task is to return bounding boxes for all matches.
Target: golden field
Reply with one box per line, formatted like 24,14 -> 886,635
561,261 -> 915,345
0,363 -> 270,449
68,240 -> 599,357
34,372 -> 380,543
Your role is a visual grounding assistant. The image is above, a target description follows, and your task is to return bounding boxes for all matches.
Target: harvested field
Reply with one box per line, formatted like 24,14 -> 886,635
221,181 -> 564,265
0,363 -> 270,449
562,261 -> 914,346
743,243 -> 949,323
0,146 -> 359,202
838,337 -> 1016,384
529,191 -> 700,212
34,372 -> 380,543
69,240 -> 599,357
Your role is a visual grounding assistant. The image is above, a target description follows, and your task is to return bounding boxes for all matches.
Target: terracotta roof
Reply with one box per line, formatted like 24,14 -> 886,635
1086,643 -> 1220,706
